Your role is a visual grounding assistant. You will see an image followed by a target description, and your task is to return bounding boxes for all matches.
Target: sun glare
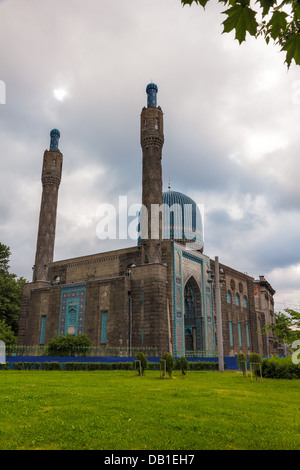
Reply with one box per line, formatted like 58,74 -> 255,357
53,88 -> 67,101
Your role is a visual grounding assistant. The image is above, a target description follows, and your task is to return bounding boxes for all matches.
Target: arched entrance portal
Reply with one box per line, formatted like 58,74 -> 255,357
184,277 -> 203,353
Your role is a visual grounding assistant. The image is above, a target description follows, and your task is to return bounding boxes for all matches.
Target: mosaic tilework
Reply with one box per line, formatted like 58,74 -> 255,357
50,129 -> 60,152
146,83 -> 158,108
173,244 -> 215,357
59,285 -> 86,336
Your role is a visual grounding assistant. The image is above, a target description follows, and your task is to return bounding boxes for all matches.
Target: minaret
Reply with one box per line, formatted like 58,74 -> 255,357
140,83 -> 164,264
32,129 -> 63,282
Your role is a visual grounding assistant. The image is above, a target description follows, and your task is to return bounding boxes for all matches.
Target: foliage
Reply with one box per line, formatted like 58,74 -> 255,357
181,0 -> 300,67
161,352 -> 175,377
188,361 -> 220,370
0,319 -> 17,346
46,334 -> 92,357
262,355 -> 300,379
0,243 -> 11,275
135,351 -> 149,375
249,352 -> 262,363
0,242 -> 27,335
249,353 -> 262,378
175,356 -> 190,375
237,353 -> 247,373
260,309 -> 300,346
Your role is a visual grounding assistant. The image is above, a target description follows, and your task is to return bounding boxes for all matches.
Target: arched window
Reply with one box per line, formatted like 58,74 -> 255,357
227,291 -> 231,303
155,117 -> 159,129
184,277 -> 202,352
235,293 -> 240,306
243,296 -> 247,308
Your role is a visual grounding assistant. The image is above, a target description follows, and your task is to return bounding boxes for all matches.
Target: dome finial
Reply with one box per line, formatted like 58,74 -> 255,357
168,179 -> 171,191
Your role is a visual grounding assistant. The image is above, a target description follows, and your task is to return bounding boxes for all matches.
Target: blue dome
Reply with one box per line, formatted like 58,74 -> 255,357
146,83 -> 158,93
50,129 -> 60,137
137,190 -> 204,250
162,190 -> 203,250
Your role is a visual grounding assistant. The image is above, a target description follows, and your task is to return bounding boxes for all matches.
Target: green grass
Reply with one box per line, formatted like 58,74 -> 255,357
0,370 -> 299,450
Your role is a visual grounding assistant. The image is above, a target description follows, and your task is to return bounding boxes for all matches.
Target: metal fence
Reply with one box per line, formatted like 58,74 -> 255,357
185,350 -> 218,358
6,345 -> 159,358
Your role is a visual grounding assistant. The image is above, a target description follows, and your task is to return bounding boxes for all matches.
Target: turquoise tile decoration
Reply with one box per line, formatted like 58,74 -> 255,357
146,83 -> 158,108
50,128 -> 60,151
59,285 -> 86,336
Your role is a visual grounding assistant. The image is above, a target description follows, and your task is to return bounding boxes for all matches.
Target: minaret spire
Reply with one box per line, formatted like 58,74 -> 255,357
32,129 -> 63,282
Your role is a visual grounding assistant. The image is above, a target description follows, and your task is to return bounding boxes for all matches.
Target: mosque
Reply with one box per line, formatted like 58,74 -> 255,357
18,84 -> 277,358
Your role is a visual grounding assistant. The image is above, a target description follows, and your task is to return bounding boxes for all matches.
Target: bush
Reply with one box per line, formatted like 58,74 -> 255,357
161,353 -> 175,377
262,356 -> 300,379
249,353 -> 262,364
135,352 -> 149,375
65,362 -> 87,371
237,353 -> 247,374
249,353 -> 262,378
189,361 -> 219,371
46,334 -> 92,357
175,356 -> 189,375
13,362 -> 23,370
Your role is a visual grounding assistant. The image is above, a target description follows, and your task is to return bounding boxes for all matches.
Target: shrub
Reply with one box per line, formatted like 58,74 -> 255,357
46,334 -> 92,357
23,362 -> 34,370
65,362 -> 86,371
249,353 -> 262,378
237,353 -> 247,374
188,361 -> 219,371
249,353 -> 262,364
175,356 -> 189,375
135,352 -> 149,375
262,356 -> 300,379
161,353 -> 175,377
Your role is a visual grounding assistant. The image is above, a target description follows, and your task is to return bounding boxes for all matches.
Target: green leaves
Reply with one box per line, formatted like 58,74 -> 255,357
181,0 -> 209,6
282,32 -> 300,67
258,0 -> 277,17
267,10 -> 288,40
181,0 -> 300,67
222,4 -> 258,43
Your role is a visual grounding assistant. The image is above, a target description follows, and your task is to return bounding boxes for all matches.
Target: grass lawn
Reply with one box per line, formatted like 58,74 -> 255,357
0,370 -> 299,450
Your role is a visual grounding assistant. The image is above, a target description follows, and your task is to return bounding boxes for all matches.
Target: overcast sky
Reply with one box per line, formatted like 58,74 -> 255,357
0,0 -> 299,312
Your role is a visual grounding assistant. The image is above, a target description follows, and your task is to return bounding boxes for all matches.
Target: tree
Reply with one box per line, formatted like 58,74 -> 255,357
161,352 -> 175,377
0,319 -> 17,346
181,0 -> 300,68
260,308 -> 300,346
0,243 -> 11,275
175,356 -> 190,375
0,243 -> 26,335
135,351 -> 149,375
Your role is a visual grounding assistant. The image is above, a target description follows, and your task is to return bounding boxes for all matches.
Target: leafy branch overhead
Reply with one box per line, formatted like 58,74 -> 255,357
181,0 -> 300,67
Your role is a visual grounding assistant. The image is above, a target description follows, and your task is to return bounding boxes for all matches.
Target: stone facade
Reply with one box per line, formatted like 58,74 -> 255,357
33,129 -> 62,282
18,84 -> 276,358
